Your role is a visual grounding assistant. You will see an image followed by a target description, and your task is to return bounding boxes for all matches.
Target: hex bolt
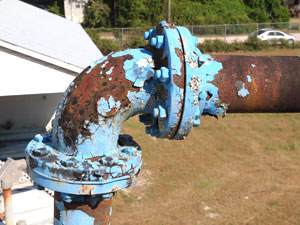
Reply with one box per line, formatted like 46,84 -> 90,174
158,105 -> 167,119
154,67 -> 169,82
60,159 -> 75,167
154,70 -> 161,80
153,108 -> 159,118
60,193 -> 73,203
160,67 -> 169,82
195,107 -> 201,119
32,147 -> 49,157
34,134 -> 43,142
156,35 -> 164,49
144,31 -> 150,40
193,118 -> 201,127
150,37 -> 157,46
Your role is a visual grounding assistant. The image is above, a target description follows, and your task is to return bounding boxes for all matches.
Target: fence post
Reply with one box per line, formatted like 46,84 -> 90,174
257,23 -> 259,32
224,24 -> 227,42
191,26 -> 194,35
121,28 -> 124,48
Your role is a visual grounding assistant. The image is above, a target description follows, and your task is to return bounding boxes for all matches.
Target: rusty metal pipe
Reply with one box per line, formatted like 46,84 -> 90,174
212,55 -> 300,113
3,189 -> 13,225
54,192 -> 112,225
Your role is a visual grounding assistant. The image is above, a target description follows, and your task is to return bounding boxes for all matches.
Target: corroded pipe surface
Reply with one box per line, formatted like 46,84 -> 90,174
3,189 -> 13,225
54,192 -> 112,225
212,55 -> 300,113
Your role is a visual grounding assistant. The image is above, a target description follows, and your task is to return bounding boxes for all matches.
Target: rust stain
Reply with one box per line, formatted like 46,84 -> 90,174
88,156 -> 104,163
58,54 -> 142,149
211,55 -> 300,113
78,184 -> 95,195
109,185 -> 121,193
64,196 -> 112,224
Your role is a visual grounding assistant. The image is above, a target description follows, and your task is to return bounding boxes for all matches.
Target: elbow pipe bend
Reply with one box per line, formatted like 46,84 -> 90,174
25,22 -> 227,195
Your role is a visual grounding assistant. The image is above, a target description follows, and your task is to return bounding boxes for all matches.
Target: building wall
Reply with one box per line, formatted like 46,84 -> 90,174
0,47 -> 78,131
64,0 -> 87,23
0,93 -> 62,130
0,46 -> 77,96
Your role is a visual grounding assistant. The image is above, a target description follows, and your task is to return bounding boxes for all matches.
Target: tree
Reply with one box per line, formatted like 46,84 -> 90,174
243,0 -> 290,22
82,0 -> 111,28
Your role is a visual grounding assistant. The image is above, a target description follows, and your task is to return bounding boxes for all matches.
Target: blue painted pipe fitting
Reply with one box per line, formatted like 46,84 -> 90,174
25,21 -> 228,223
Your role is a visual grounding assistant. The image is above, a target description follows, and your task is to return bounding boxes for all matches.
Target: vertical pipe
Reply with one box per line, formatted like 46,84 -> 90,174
3,189 -> 13,225
0,195 -> 4,222
54,192 -> 112,225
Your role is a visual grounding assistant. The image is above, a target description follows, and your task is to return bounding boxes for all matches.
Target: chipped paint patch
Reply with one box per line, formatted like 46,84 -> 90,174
106,67 -> 114,75
251,64 -> 256,68
87,56 -> 108,73
235,81 -> 249,97
136,58 -> 149,67
247,75 -> 252,83
97,96 -> 121,117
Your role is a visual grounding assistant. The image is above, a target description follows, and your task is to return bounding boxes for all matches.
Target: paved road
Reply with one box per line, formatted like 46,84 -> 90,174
197,33 -> 300,43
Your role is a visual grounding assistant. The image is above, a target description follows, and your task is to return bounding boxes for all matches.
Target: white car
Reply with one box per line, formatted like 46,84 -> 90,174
250,29 -> 296,44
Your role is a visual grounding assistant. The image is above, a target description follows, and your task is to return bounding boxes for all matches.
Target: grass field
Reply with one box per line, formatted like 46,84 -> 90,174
112,114 -> 300,225
110,50 -> 300,224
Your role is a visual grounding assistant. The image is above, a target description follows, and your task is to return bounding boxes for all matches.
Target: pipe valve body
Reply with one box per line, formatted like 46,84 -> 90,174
25,21 -> 227,224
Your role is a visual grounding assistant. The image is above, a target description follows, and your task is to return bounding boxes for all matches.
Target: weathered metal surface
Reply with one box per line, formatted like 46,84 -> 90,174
212,55 -> 300,113
26,21 -> 226,197
24,21 -> 300,224
26,133 -> 140,195
3,189 -> 13,225
54,192 -> 112,225
144,21 -> 186,139
25,21 -> 228,223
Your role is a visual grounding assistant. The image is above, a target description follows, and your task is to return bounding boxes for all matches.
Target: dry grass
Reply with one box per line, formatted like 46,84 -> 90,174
111,113 -> 300,225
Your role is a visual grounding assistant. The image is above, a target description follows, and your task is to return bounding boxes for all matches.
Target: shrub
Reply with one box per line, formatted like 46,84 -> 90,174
96,39 -> 122,55
124,36 -> 147,49
197,36 -> 300,53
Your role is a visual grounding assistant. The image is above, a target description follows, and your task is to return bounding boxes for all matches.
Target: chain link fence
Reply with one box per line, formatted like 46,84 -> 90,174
91,22 -> 300,47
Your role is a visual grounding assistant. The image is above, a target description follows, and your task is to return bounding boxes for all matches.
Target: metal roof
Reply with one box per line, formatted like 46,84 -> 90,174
0,0 -> 103,69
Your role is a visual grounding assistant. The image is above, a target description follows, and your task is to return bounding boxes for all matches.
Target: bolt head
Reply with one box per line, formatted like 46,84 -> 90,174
160,67 -> 169,82
193,119 -> 201,127
156,35 -> 164,48
154,70 -> 161,79
150,37 -> 157,46
144,31 -> 150,40
153,108 -> 159,118
158,105 -> 167,119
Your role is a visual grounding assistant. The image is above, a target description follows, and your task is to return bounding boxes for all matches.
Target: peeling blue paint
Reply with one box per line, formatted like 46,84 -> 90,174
87,56 -> 108,73
237,82 -> 250,97
97,96 -> 121,116
106,67 -> 114,75
251,64 -> 256,68
247,75 -> 252,83
26,21 -> 229,223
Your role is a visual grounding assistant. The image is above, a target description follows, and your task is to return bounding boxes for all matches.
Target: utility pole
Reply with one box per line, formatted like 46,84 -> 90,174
114,0 -> 117,27
167,0 -> 171,22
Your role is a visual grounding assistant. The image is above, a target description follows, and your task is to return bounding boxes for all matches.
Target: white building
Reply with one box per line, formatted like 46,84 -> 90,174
64,0 -> 88,23
0,0 -> 103,158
